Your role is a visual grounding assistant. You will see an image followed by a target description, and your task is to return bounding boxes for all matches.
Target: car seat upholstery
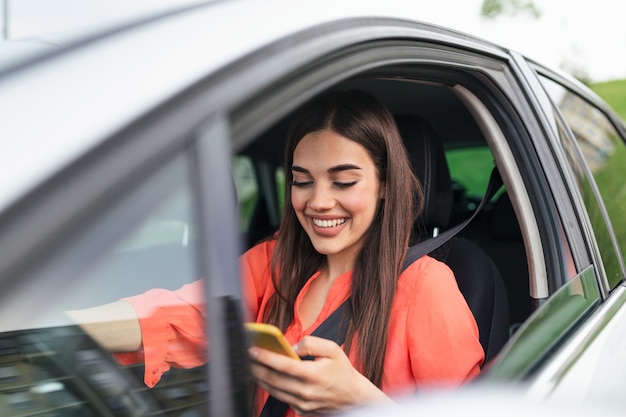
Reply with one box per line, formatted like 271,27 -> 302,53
465,191 -> 531,326
395,114 -> 510,364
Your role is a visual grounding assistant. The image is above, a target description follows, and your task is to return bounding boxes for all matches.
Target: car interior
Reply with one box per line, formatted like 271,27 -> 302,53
236,75 -> 533,362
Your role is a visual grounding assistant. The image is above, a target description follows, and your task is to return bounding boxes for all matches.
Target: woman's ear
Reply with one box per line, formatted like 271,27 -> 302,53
379,182 -> 386,200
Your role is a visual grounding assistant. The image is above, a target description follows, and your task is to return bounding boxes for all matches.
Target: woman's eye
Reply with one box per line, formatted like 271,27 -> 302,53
334,181 -> 357,189
291,180 -> 312,187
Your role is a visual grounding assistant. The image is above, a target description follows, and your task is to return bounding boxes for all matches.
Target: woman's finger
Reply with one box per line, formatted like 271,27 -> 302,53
293,335 -> 343,359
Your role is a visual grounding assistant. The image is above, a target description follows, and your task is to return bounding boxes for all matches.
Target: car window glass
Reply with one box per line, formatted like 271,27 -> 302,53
276,166 -> 285,216
549,288 -> 626,407
487,265 -> 600,380
233,155 -> 259,232
0,154 -> 211,416
539,75 -> 626,288
445,146 -> 500,223
234,155 -> 285,249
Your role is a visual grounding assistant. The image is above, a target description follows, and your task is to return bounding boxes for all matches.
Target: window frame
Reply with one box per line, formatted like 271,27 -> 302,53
534,70 -> 626,292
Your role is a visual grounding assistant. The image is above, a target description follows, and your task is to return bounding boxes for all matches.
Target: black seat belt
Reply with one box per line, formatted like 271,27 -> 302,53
403,167 -> 502,268
260,167 -> 502,417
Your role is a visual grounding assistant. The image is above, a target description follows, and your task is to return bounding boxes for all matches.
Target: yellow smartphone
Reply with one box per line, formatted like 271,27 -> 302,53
244,322 -> 301,360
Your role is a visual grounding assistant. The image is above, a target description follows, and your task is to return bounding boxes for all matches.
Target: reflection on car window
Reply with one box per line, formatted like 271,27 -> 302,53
540,76 -> 626,288
549,287 -> 626,406
487,265 -> 600,379
0,154 -> 210,416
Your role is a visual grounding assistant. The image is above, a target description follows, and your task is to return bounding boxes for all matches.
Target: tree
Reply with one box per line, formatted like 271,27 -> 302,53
481,0 -> 541,19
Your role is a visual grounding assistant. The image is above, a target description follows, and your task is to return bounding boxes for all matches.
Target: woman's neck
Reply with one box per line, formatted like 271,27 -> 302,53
299,254 -> 354,330
323,253 -> 355,283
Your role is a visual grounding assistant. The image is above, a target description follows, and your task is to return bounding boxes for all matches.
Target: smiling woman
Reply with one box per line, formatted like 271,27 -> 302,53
68,90 -> 484,417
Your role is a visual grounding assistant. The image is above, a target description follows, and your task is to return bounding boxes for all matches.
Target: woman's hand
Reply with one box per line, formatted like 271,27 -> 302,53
248,335 -> 393,415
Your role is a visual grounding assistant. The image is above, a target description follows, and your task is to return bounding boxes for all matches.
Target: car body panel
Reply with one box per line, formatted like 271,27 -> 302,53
544,284 -> 626,406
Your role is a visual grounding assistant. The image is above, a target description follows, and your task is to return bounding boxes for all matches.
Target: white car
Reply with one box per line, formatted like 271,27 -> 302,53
0,1 -> 625,416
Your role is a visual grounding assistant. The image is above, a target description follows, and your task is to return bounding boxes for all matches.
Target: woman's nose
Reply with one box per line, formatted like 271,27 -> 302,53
308,184 -> 335,210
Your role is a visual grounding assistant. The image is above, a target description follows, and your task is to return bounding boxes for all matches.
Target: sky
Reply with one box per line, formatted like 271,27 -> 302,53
460,0 -> 626,82
1,0 -> 625,83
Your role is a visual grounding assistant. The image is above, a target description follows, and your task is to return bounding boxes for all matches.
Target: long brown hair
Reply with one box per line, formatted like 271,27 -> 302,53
264,90 -> 423,387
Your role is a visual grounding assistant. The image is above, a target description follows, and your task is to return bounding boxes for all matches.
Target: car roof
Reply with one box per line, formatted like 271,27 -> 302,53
0,0 -> 510,214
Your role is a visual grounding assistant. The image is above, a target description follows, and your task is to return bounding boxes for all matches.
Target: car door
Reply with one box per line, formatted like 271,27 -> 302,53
0,102 -> 248,417
486,63 -> 626,406
500,67 -> 626,407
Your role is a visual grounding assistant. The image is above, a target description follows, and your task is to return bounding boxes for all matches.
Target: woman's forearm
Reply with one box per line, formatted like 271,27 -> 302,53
65,300 -> 142,352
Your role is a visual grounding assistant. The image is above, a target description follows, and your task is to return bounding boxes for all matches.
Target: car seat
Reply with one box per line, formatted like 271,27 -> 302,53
395,114 -> 510,364
477,191 -> 531,326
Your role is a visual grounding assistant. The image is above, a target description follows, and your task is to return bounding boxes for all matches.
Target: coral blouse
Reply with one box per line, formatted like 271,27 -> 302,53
115,239 -> 483,414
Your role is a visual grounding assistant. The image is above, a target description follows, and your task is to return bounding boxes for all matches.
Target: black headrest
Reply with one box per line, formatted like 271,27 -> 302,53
395,115 -> 453,233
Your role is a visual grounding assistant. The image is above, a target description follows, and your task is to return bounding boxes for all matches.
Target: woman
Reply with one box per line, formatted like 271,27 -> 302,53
70,90 -> 483,416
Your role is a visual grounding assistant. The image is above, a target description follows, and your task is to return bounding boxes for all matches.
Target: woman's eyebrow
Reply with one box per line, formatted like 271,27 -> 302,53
291,164 -> 361,174
291,165 -> 309,173
328,164 -> 361,173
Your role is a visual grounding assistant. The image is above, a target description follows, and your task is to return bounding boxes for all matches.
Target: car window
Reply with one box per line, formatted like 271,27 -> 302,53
548,286 -> 626,406
539,76 -> 626,288
446,146 -> 494,198
445,146 -> 502,225
235,155 -> 284,250
0,154 -> 211,416
234,156 -> 259,232
276,167 -> 286,215
486,265 -> 601,380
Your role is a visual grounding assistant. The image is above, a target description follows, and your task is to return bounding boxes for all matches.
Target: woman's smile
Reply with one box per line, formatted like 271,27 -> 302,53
309,216 -> 349,238
311,217 -> 347,228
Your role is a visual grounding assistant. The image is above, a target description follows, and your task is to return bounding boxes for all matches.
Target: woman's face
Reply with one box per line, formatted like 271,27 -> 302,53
291,129 -> 383,264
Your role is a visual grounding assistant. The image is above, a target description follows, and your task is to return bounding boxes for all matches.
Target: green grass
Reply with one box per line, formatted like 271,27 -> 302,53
590,79 -> 626,121
589,78 -> 626,285
582,137 -> 626,287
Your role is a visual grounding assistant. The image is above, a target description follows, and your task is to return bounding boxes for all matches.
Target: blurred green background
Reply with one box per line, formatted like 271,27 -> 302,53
592,79 -> 626,120
448,78 -> 626,197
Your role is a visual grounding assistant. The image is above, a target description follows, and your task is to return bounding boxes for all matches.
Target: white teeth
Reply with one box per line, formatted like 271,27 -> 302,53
313,218 -> 346,228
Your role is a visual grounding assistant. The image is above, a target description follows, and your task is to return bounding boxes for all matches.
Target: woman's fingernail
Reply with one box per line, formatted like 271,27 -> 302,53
248,347 -> 258,357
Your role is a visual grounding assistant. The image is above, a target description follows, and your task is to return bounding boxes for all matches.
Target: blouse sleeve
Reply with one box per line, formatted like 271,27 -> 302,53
114,239 -> 276,388
405,257 -> 484,386
114,280 -> 206,387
